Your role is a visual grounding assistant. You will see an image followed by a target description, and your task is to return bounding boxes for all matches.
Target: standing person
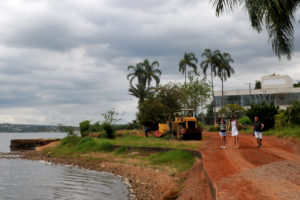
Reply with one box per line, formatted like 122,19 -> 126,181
144,126 -> 150,138
252,116 -> 264,148
218,117 -> 227,149
229,116 -> 240,148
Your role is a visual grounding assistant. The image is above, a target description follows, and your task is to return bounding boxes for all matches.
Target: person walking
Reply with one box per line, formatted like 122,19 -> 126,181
218,117 -> 227,149
252,116 -> 264,148
229,116 -> 240,148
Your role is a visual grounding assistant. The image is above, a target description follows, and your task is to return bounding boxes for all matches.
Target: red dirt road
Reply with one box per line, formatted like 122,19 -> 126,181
200,132 -> 300,200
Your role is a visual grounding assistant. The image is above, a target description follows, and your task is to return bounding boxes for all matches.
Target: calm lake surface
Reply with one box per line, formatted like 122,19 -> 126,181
0,133 -> 129,200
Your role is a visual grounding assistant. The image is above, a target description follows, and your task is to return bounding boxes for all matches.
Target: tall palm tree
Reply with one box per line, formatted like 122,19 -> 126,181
128,82 -> 154,105
178,52 -> 198,86
141,59 -> 161,88
127,63 -> 146,86
212,0 -> 299,59
200,49 -> 219,121
215,51 -> 235,109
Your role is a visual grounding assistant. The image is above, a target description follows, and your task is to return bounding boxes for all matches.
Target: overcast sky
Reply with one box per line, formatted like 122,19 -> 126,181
0,0 -> 299,126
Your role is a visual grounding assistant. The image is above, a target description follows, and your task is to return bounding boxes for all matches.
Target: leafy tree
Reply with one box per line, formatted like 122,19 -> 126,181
238,116 -> 252,125
212,0 -> 299,59
215,51 -> 235,109
219,104 -> 245,118
246,102 -> 279,130
79,120 -> 90,137
201,48 -> 219,121
275,112 -> 288,129
182,74 -> 211,111
285,100 -> 300,125
101,109 -> 121,124
137,82 -> 183,128
293,81 -> 300,88
89,122 -> 102,132
255,80 -> 262,89
102,122 -> 115,139
179,52 -> 198,86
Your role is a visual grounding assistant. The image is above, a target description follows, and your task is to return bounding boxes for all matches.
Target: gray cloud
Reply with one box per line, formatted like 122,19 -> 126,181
0,0 -> 299,125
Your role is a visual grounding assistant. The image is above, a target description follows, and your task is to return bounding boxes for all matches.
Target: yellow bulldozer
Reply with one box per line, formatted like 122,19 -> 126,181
154,109 -> 202,140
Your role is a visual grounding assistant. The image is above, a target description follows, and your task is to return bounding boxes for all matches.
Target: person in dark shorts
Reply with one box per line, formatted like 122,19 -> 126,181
252,116 -> 264,148
217,117 -> 227,149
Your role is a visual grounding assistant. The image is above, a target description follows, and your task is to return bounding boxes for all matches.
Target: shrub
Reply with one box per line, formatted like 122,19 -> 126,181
246,102 -> 278,130
79,120 -> 90,137
60,136 -> 81,147
207,125 -> 219,132
238,116 -> 252,125
102,122 -> 115,139
285,101 -> 300,125
275,112 -> 288,129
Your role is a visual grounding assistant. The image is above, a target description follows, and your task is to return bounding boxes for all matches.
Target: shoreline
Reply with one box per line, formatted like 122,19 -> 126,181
21,150 -> 180,200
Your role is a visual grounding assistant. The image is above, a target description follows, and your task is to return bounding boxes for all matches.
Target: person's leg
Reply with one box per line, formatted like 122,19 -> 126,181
233,136 -> 236,146
224,136 -> 226,147
220,135 -> 223,147
236,135 -> 239,148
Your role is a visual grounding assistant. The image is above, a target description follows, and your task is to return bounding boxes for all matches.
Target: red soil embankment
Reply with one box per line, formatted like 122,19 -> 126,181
201,132 -> 300,200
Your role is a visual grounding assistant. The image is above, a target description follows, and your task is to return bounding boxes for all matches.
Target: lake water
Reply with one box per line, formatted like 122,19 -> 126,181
0,133 -> 130,200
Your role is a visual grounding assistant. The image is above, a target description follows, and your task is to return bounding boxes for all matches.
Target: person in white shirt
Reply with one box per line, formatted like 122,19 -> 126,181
229,116 -> 240,148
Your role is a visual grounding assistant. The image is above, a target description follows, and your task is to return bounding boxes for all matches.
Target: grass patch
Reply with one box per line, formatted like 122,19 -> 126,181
264,126 -> 300,138
97,135 -> 201,150
114,147 -> 129,155
148,150 -> 195,172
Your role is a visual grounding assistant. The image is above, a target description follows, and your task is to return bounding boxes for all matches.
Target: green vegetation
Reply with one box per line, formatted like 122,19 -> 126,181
148,150 -> 195,172
44,135 -> 198,173
238,116 -> 252,125
178,52 -> 198,86
219,104 -> 245,118
212,0 -> 298,59
246,102 -> 278,130
79,120 -> 90,137
264,126 -> 300,138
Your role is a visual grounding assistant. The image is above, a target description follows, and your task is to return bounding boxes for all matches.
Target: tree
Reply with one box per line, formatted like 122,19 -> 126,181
101,109 -> 121,124
79,120 -> 90,137
215,51 -> 235,109
218,104 -> 245,118
255,80 -> 262,89
141,59 -> 161,88
128,82 -> 154,105
137,82 -> 183,128
127,59 -> 161,106
182,74 -> 211,111
293,81 -> 300,87
212,0 -> 299,59
246,102 -> 278,130
127,63 -> 146,86
200,48 -> 219,121
179,52 -> 198,86
285,100 -> 300,125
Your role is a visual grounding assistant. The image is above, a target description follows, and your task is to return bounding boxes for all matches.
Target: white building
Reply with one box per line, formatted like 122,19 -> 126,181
215,75 -> 300,110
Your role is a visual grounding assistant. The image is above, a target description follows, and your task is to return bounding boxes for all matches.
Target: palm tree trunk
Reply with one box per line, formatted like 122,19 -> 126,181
184,67 -> 187,108
221,71 -> 224,111
211,70 -> 216,122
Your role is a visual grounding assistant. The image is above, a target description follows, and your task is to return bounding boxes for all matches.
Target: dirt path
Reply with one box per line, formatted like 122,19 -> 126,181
200,132 -> 300,200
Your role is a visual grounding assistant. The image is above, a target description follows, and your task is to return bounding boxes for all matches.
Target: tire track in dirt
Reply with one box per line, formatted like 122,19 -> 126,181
200,132 -> 300,200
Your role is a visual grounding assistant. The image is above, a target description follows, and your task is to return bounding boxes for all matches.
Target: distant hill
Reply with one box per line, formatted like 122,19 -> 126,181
0,123 -> 77,133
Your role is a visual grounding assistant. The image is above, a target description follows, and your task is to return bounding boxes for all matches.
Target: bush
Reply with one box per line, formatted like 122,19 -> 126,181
79,120 -> 90,137
285,101 -> 300,125
275,112 -> 288,129
102,122 -> 115,139
246,102 -> 278,130
60,136 -> 81,147
238,116 -> 252,125
207,125 -> 219,132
